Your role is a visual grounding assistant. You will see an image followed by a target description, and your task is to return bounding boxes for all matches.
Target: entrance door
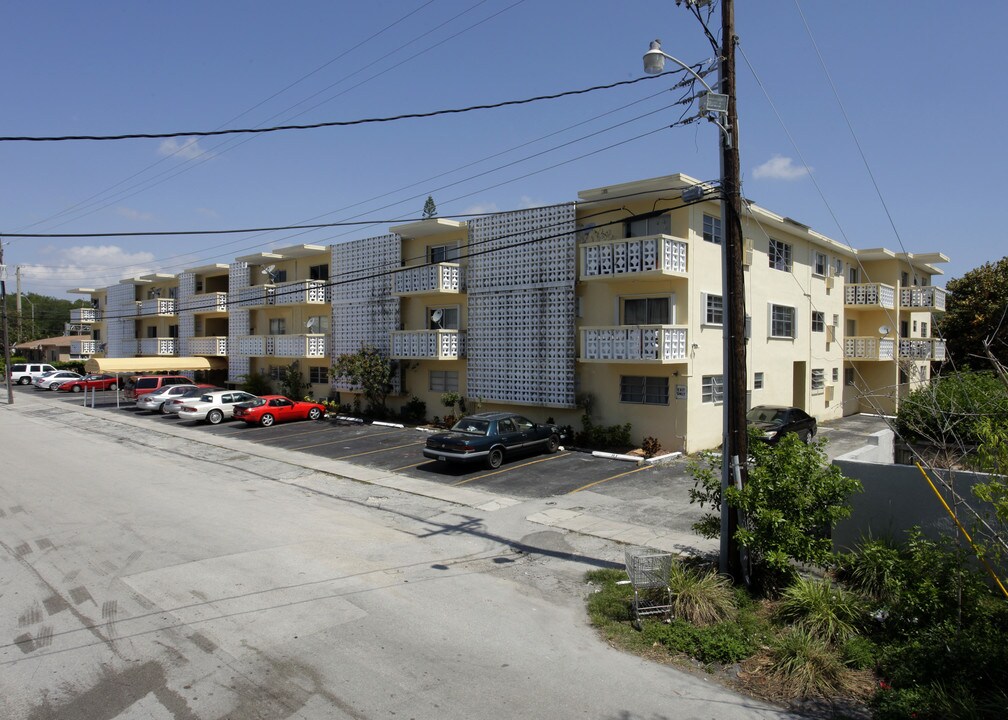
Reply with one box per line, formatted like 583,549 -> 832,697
792,361 -> 807,410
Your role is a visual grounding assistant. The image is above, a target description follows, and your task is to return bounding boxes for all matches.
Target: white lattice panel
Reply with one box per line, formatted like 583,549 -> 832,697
229,355 -> 249,384
106,283 -> 138,357
189,336 -> 228,355
580,236 -> 687,277
236,335 -> 266,356
580,327 -> 688,361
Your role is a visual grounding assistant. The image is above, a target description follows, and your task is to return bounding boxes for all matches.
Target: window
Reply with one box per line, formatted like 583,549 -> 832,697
429,244 -> 460,263
309,264 -> 329,280
833,257 -> 844,277
307,315 -> 331,333
623,297 -> 670,325
811,311 -> 825,332
921,322 -> 928,337
269,318 -> 286,335
625,212 -> 671,238
814,251 -> 827,277
899,320 -> 909,339
848,266 -> 859,284
268,365 -> 282,381
901,271 -> 909,286
702,375 -> 723,403
309,366 -> 328,384
832,367 -> 839,382
168,324 -> 179,338
92,328 -> 101,341
845,367 -> 855,386
146,326 -> 158,338
811,368 -> 825,392
753,372 -> 764,390
913,320 -> 918,332
619,376 -> 669,405
428,306 -> 460,329
704,293 -> 723,325
429,370 -> 459,392
770,304 -> 796,338
702,214 -> 722,244
769,239 -> 792,272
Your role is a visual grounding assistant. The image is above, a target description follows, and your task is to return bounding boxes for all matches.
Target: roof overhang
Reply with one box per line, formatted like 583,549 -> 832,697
577,173 -> 703,205
235,252 -> 284,264
84,357 -> 227,374
389,218 -> 466,239
141,273 -> 177,283
184,263 -> 230,276
271,244 -> 328,259
68,287 -> 98,294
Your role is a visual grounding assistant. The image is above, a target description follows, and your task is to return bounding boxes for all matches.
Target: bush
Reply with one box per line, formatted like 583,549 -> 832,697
895,370 -> 1008,449
575,414 -> 632,451
776,577 -> 864,645
643,619 -> 756,665
840,635 -> 876,670
240,371 -> 273,396
835,536 -> 902,601
769,628 -> 849,698
400,395 -> 427,424
642,436 -> 662,458
668,563 -> 736,626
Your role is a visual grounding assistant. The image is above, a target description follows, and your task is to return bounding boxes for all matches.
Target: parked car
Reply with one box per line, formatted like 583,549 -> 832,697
9,363 -> 57,385
232,395 -> 325,427
161,385 -> 225,415
178,390 -> 259,424
123,375 -> 194,401
746,405 -> 817,444
33,370 -> 83,390
423,412 -> 561,469
57,374 -> 120,393
135,384 -> 203,413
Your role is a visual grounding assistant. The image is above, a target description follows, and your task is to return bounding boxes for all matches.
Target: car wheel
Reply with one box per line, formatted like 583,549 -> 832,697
71,385 -> 82,393
260,413 -> 275,427
307,407 -> 322,421
110,383 -> 119,391
800,430 -> 811,444
486,447 -> 504,469
545,433 -> 560,453
206,409 -> 224,425
155,402 -> 165,413
18,377 -> 30,385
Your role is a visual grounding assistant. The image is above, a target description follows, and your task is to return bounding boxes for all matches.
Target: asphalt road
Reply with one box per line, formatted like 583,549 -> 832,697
0,390 -> 802,720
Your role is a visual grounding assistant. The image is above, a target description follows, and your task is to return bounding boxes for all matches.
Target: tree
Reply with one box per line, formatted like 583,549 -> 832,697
331,346 -> 396,414
938,255 -> 1008,371
279,360 -> 306,400
422,195 -> 437,219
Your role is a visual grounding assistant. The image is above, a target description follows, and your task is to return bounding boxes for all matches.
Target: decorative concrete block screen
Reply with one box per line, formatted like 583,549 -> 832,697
106,283 -> 137,357
228,263 -> 251,383
330,236 -> 402,393
177,271 -> 196,356
466,203 -> 577,408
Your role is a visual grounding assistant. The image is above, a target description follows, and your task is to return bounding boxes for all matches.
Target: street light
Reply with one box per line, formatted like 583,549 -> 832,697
642,40 -> 730,145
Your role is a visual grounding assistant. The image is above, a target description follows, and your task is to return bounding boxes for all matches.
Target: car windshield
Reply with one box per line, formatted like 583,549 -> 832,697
245,398 -> 267,408
450,418 -> 490,436
746,408 -> 786,426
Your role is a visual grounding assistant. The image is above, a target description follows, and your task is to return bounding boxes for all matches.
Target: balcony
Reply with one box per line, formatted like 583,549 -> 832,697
70,308 -> 101,323
71,340 -> 97,355
844,336 -> 895,361
580,325 -> 688,362
188,336 -> 228,356
138,298 -> 177,317
900,286 -> 946,312
180,292 -> 228,314
899,338 -> 946,362
138,337 -> 177,356
844,283 -> 895,309
234,334 -> 327,358
393,263 -> 463,295
581,234 -> 688,280
390,330 -> 465,360
234,280 -> 329,308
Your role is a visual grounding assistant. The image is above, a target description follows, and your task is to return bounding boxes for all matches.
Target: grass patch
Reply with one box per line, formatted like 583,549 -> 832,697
769,628 -> 850,699
668,564 -> 736,626
775,577 -> 863,644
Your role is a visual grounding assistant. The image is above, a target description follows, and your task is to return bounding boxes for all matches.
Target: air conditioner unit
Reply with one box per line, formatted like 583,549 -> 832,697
825,275 -> 835,289
824,385 -> 835,402
826,325 -> 837,343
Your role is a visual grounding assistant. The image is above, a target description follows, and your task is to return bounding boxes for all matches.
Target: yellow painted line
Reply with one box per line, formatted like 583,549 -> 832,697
325,440 -> 425,459
392,460 -> 429,471
567,464 -> 652,494
276,425 -> 402,445
452,452 -> 568,487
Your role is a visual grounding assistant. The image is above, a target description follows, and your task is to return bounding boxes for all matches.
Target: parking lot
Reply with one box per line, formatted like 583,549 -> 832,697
20,385 -> 691,502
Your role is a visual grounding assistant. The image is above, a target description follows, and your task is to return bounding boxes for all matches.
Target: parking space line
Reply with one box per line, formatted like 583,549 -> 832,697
266,426 -> 404,445
327,441 -> 425,459
452,452 -> 568,487
392,460 -> 428,471
567,464 -> 652,494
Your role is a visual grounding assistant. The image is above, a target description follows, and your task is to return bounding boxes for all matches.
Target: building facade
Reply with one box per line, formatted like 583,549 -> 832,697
68,173 -> 948,453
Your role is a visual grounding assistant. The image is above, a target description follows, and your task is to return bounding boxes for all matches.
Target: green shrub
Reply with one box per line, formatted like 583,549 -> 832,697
776,577 -> 864,644
643,619 -> 756,665
839,634 -> 876,670
400,395 -> 427,424
668,563 -> 736,626
769,628 -> 849,698
575,415 -> 633,451
835,536 -> 902,601
240,371 -> 273,396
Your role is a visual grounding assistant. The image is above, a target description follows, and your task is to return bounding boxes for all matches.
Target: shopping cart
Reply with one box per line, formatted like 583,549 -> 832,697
624,548 -> 673,628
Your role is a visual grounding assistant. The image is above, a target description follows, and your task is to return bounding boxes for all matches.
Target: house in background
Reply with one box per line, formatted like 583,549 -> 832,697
14,334 -> 92,363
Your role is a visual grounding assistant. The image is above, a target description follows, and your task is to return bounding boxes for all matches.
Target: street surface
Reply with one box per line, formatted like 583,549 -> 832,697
1,391 -> 817,719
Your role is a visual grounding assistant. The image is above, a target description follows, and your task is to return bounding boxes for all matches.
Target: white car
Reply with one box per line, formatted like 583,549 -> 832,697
33,370 -> 83,390
135,384 -> 200,413
9,363 -> 57,385
177,390 -> 258,425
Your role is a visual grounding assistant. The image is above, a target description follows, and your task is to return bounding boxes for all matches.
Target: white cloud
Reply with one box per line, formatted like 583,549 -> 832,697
158,136 -> 211,160
461,202 -> 500,216
19,244 -> 157,289
752,155 -> 810,181
115,206 -> 154,222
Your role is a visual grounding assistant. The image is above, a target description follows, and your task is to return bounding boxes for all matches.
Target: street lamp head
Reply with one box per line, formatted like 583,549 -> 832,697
643,39 -> 666,75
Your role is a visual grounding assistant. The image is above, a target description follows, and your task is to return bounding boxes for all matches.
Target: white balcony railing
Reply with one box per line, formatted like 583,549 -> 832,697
233,281 -> 329,307
581,234 -> 688,280
390,330 -> 465,360
844,336 -> 895,361
844,283 -> 895,309
70,308 -> 101,323
138,337 -> 177,356
188,336 -> 228,356
393,263 -> 463,295
180,292 -> 228,314
234,334 -> 327,358
71,340 -> 97,355
900,286 -> 946,311
137,298 -> 177,317
580,325 -> 688,362
899,338 -> 946,361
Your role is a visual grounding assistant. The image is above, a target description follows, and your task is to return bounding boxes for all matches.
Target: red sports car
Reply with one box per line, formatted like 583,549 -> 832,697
57,374 -> 121,392
232,395 -> 326,427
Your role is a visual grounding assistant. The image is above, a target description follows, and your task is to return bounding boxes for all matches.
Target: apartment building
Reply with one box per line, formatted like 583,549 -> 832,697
68,172 -> 948,453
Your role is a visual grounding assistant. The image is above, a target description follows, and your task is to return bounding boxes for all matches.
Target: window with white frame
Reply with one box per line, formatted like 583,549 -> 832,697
811,368 -> 825,392
703,293 -> 723,325
623,297 -> 670,325
309,366 -> 328,384
702,214 -> 722,244
625,212 -> 671,238
428,306 -> 460,329
921,321 -> 928,337
620,376 -> 669,405
770,304 -> 796,338
769,239 -> 792,272
814,251 -> 828,277
429,370 -> 459,392
811,311 -> 825,333
833,367 -> 839,382
753,372 -> 764,390
833,257 -> 844,277
429,244 -> 460,264
702,375 -> 723,403
306,315 -> 330,333
269,318 -> 286,335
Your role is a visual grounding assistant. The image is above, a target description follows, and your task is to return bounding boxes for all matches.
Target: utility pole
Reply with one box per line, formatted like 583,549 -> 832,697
718,0 -> 748,582
1,239 -> 14,404
16,264 -> 23,344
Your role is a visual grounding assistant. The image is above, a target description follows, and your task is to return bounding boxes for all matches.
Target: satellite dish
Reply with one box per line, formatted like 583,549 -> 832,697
261,264 -> 276,274
431,309 -> 444,327
305,317 -> 316,330
879,325 -> 891,336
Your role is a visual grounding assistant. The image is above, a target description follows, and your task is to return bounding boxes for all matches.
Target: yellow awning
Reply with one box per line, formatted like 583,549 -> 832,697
84,357 -> 227,374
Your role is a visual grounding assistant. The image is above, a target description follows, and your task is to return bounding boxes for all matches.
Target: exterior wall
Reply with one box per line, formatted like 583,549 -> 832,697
228,262 -> 251,383
106,283 -> 138,357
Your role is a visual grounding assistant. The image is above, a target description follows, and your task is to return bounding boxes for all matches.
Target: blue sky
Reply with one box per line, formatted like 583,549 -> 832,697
2,1 -> 1003,299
